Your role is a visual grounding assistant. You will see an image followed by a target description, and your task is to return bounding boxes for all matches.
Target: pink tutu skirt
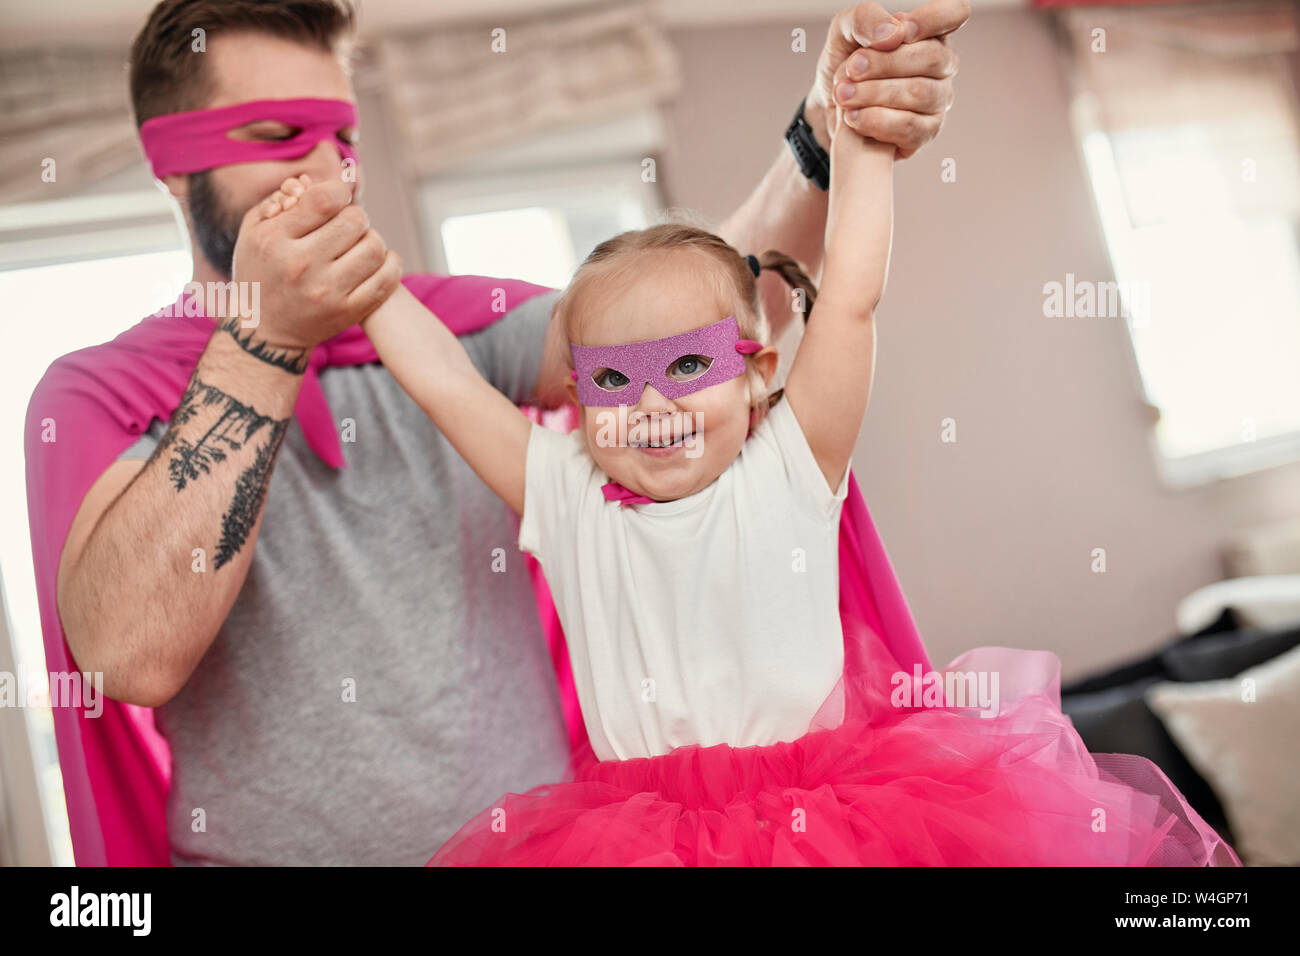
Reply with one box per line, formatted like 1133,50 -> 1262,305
429,629 -> 1242,866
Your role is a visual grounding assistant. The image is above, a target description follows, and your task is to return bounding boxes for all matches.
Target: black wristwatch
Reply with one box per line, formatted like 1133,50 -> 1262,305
784,99 -> 830,191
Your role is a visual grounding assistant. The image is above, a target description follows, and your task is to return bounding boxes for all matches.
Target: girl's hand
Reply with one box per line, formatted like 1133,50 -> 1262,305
251,172 -> 400,332
828,102 -> 897,174
830,104 -> 870,151
230,174 -> 400,352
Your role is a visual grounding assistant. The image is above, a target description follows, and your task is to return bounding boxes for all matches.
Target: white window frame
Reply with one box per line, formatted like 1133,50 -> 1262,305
0,186 -> 191,867
0,186 -> 184,272
0,571 -> 53,866
417,109 -> 669,277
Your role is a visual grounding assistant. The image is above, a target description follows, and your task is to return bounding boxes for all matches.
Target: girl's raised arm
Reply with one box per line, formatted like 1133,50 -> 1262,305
362,284 -> 531,515
257,175 -> 531,515
781,115 -> 896,492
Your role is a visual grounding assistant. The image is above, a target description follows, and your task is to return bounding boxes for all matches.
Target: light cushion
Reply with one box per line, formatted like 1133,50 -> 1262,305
1176,575 -> 1300,635
1146,644 -> 1300,866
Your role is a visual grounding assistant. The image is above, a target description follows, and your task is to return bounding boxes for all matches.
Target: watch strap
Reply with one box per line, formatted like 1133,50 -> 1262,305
784,99 -> 830,191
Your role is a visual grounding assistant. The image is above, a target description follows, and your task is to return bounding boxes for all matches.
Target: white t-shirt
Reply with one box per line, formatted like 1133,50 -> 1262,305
519,396 -> 849,762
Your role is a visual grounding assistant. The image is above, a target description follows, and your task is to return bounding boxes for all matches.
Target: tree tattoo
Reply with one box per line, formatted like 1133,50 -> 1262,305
213,416 -> 287,568
216,317 -> 310,375
154,374 -> 291,569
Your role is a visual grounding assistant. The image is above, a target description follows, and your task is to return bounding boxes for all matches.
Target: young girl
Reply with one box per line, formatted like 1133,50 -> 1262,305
263,116 -> 1238,866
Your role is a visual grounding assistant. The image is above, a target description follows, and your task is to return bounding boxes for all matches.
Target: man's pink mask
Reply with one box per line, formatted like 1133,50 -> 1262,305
570,315 -> 762,407
139,98 -> 358,179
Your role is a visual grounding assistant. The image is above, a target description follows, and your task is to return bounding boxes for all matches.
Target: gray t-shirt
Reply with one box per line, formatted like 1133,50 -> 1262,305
118,288 -> 572,865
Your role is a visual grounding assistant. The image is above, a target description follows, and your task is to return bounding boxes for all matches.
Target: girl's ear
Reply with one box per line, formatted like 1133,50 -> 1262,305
754,346 -> 779,388
564,378 -> 580,406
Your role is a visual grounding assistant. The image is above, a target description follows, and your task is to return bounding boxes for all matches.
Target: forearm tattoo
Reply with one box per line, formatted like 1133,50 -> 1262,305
216,317 -> 310,375
152,374 -> 291,570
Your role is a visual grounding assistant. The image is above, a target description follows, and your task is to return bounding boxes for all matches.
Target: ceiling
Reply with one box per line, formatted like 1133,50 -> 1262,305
0,0 -> 1026,49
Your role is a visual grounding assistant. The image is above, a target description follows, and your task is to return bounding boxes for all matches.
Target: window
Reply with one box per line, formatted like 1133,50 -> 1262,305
1063,2 -> 1300,486
423,161 -> 662,290
0,185 -> 190,864
418,111 -> 668,288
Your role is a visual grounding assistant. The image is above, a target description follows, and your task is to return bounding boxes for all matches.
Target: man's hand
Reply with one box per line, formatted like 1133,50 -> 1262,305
230,175 -> 401,353
806,0 -> 968,159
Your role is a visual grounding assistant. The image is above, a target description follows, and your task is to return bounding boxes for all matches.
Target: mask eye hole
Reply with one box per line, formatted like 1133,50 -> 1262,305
229,121 -> 300,142
666,355 -> 713,382
593,368 -> 632,391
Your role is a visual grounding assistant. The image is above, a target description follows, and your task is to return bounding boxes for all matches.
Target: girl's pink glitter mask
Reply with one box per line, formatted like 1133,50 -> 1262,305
139,97 -> 359,179
570,315 -> 762,406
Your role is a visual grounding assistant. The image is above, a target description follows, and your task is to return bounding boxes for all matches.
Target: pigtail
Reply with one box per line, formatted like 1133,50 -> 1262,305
757,250 -> 817,326
753,250 -> 818,410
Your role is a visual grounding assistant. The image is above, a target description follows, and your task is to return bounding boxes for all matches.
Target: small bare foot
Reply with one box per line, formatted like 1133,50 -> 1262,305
258,174 -> 312,220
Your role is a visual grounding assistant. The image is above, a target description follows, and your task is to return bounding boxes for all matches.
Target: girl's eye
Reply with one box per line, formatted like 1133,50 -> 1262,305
667,355 -> 712,381
594,369 -> 631,391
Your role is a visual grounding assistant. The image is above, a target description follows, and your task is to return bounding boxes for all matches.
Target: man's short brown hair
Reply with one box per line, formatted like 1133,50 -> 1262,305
128,0 -> 357,128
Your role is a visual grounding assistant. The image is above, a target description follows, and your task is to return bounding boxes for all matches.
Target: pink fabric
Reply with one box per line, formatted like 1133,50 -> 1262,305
24,272 -> 554,866
430,518 -> 1243,865
570,315 -> 757,406
139,98 -> 359,179
601,482 -> 656,507
520,405 -> 588,756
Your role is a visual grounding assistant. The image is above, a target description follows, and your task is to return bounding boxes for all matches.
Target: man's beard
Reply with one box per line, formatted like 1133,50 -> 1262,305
188,170 -> 242,280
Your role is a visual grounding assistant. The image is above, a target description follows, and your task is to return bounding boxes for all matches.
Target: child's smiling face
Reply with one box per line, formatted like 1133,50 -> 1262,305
566,254 -> 776,502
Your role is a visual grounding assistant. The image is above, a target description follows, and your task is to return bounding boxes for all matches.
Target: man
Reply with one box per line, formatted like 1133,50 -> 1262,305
31,0 -> 965,865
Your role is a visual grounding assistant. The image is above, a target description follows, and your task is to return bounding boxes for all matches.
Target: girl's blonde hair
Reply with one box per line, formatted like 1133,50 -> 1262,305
553,223 -> 818,426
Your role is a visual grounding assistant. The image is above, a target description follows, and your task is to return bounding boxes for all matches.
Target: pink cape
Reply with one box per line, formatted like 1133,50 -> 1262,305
23,273 -> 560,866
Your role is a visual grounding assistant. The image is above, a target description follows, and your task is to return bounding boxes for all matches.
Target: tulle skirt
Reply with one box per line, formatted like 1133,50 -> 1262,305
429,628 -> 1242,866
